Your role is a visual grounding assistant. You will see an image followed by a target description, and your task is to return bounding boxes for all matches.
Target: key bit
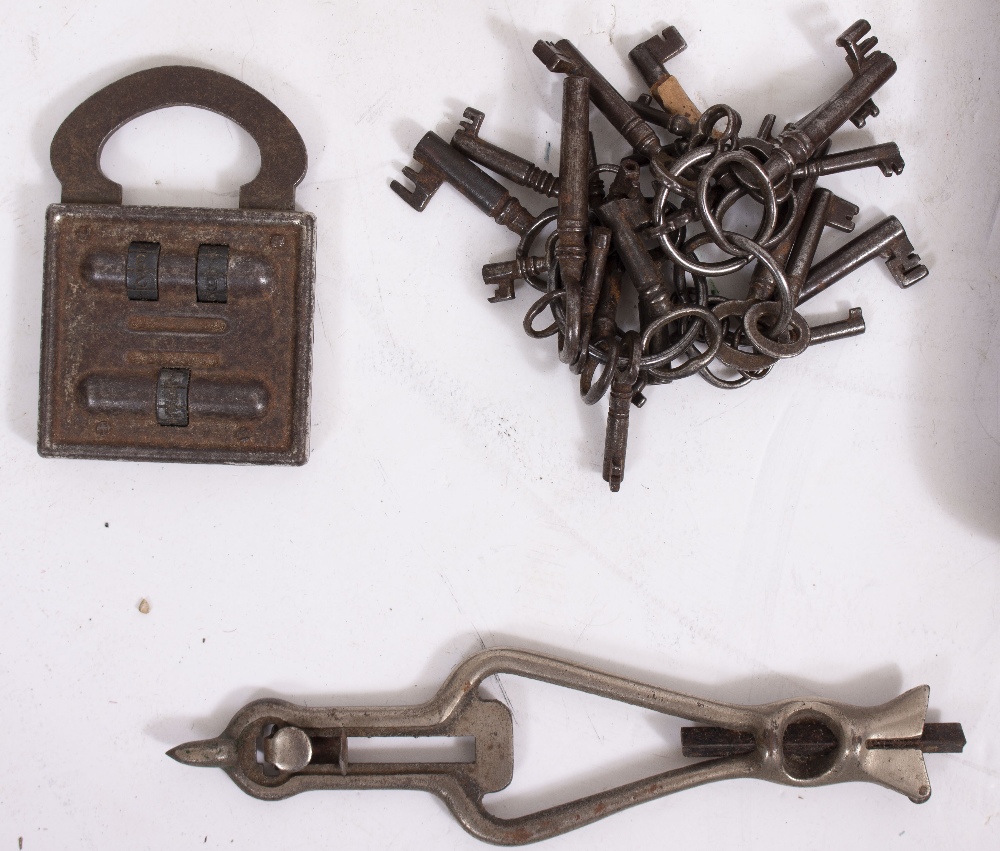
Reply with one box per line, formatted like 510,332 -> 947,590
168,648 -> 966,845
629,26 -> 703,125
838,19 -> 880,75
391,131 -> 537,236
452,107 -> 560,198
794,142 -> 905,179
799,215 -> 929,303
809,307 -> 867,345
836,20 -> 884,126
481,255 -> 550,303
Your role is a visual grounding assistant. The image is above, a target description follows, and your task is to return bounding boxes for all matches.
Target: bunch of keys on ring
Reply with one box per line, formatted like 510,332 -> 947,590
393,19 -> 928,492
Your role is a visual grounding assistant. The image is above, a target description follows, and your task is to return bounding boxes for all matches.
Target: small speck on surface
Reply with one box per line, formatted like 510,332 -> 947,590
138,598 -> 150,614
104,522 -> 109,528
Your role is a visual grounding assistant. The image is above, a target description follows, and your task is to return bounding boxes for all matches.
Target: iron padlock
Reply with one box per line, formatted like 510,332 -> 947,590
38,66 -> 315,464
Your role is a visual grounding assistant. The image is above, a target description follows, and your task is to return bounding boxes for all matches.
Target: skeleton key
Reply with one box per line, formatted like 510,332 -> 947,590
598,194 -> 673,330
786,187 -> 860,304
533,39 -> 662,159
809,307 -> 866,345
748,157 -> 827,302
764,20 -> 897,183
573,226 -> 613,373
556,75 -> 591,293
628,26 -> 703,125
793,142 -> 905,179
481,255 -> 550,303
603,332 -> 641,492
799,216 -> 929,303
451,107 -> 560,198
391,132 -> 537,236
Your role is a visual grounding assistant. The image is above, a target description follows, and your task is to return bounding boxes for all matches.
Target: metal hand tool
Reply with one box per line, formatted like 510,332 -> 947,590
169,648 -> 965,846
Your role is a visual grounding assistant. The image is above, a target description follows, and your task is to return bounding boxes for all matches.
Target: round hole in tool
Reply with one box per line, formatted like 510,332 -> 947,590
781,717 -> 840,780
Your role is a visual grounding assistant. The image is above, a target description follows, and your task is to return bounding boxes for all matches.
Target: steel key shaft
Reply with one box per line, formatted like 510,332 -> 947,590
391,131 -> 537,236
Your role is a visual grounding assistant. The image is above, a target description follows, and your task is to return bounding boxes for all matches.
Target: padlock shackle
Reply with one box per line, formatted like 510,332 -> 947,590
50,65 -> 308,211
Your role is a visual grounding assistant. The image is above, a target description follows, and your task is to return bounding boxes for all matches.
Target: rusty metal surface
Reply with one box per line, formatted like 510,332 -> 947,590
38,65 -> 315,465
168,648 -> 966,846
391,18 -> 930,491
39,204 -> 315,463
50,65 -> 307,210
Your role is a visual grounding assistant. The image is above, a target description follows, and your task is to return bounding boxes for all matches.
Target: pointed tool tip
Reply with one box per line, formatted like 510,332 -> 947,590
166,737 -> 236,768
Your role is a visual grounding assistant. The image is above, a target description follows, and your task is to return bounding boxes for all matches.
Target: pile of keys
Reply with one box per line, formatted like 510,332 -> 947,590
392,19 -> 928,492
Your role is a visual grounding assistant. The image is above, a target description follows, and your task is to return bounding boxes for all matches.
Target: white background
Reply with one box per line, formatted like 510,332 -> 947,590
1,1 -> 998,848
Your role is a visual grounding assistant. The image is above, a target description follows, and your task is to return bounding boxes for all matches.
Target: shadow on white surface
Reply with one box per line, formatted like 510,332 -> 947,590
148,631 -> 908,823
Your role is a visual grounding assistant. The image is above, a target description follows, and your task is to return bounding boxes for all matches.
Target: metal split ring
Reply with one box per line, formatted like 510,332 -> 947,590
742,302 -> 812,359
516,207 -> 558,292
696,150 -> 779,258
640,305 -> 724,380
580,337 -> 622,405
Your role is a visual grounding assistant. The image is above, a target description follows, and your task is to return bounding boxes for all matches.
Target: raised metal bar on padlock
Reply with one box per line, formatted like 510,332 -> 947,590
168,648 -> 965,846
764,20 -> 897,183
451,108 -> 559,198
533,39 -> 662,159
628,26 -> 703,125
793,142 -> 905,179
392,131 -> 538,236
85,245 -> 275,302
82,371 -> 269,422
798,216 -> 929,303
39,65 -> 315,465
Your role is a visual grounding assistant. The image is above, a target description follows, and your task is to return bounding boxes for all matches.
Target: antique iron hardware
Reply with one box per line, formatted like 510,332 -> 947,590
38,65 -> 315,464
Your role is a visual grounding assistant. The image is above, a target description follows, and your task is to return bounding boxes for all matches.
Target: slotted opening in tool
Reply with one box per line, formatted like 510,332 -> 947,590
347,736 -> 476,764
256,723 -> 280,776
478,674 -> 688,820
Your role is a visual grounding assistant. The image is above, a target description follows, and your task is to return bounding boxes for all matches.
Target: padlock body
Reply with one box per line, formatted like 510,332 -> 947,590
39,203 -> 315,464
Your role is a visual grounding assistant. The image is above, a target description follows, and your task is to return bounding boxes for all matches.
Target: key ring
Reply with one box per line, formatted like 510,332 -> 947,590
696,150 -> 779,258
640,305 -> 723,380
